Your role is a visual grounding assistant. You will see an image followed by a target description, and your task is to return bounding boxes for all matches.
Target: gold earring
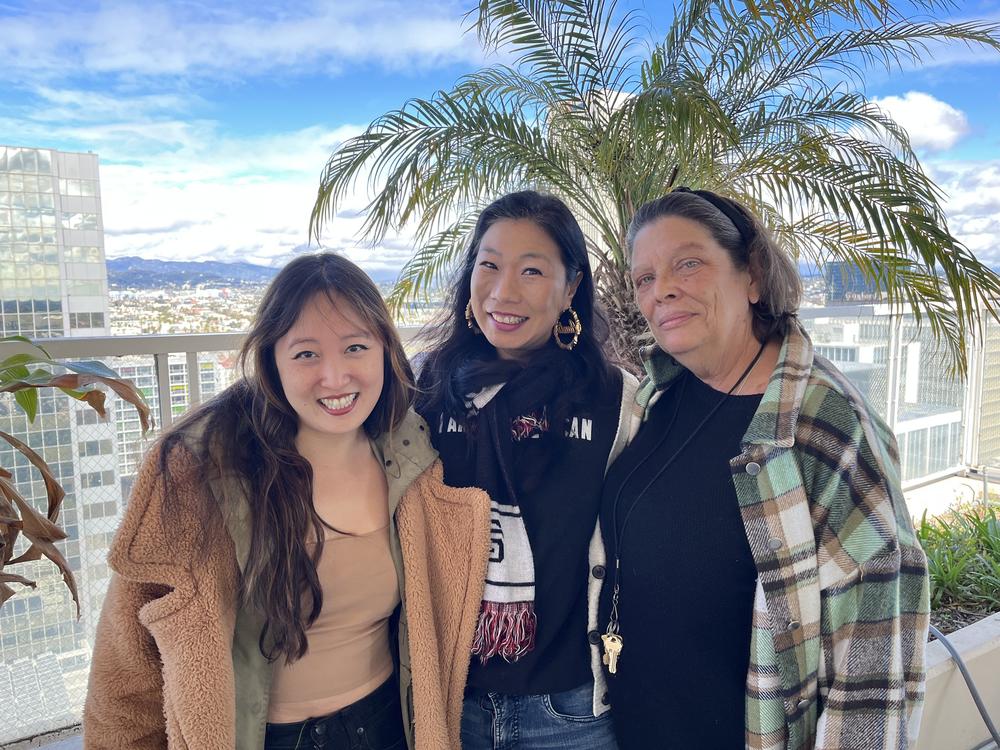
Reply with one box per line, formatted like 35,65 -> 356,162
465,301 -> 481,335
553,307 -> 581,350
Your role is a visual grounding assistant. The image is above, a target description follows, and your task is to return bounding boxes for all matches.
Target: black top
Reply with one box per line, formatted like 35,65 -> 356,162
423,372 -> 622,695
598,371 -> 761,749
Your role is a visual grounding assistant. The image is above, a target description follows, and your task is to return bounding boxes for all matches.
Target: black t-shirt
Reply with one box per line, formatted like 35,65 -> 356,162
422,370 -> 622,695
598,371 -> 760,749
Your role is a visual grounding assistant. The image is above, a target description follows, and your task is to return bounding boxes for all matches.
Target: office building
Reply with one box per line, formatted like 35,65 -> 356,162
0,144 -> 118,741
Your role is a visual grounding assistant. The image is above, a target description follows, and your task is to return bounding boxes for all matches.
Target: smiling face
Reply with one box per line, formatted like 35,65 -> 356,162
274,293 -> 385,448
631,215 -> 759,374
469,218 -> 581,361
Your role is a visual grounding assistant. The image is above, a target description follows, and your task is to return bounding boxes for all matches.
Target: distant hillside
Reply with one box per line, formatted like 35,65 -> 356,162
107,257 -> 280,289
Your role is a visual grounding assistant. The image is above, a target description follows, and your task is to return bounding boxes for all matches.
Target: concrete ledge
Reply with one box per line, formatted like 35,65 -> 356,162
917,613 -> 1000,750
2,725 -> 80,749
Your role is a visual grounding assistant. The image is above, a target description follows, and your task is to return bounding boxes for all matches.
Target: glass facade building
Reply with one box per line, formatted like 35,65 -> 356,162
802,308 -> 966,483
0,145 -> 118,742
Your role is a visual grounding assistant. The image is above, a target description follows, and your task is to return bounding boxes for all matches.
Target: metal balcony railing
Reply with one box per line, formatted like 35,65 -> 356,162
0,328 -> 425,746
1,328 -> 423,429
0,311 -> 997,746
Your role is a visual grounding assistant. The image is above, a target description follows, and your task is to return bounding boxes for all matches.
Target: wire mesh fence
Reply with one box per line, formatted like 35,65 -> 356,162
0,350 -> 238,744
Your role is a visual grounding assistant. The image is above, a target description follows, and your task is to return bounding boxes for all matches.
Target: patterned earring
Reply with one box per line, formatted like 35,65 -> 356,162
552,307 -> 582,350
465,301 -> 481,335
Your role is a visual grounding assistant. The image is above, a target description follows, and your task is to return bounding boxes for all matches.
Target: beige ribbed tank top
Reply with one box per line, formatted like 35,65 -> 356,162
267,523 -> 399,723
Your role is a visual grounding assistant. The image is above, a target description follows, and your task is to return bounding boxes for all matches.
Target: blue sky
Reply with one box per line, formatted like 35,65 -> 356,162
1,0 -> 999,276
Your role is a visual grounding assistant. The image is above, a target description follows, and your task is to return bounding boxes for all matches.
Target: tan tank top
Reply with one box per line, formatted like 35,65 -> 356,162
267,523 -> 400,723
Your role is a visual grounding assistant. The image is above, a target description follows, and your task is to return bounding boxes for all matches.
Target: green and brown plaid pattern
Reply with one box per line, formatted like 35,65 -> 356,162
635,324 -> 929,750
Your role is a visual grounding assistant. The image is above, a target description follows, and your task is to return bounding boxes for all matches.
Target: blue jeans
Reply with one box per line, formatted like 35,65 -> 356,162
460,682 -> 618,750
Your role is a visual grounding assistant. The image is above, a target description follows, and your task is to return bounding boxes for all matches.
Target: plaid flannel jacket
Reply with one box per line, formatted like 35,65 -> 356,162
634,323 -> 930,750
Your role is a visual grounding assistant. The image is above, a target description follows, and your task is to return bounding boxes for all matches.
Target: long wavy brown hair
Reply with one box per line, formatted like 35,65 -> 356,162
159,252 -> 413,662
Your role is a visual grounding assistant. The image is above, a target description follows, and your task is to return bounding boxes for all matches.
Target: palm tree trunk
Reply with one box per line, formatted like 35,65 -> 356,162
595,271 -> 648,375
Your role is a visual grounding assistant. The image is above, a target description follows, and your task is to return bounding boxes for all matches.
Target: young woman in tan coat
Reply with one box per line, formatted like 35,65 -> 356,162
84,253 -> 450,750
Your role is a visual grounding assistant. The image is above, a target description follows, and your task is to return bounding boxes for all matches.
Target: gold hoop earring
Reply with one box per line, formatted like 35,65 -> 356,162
553,307 -> 581,350
465,301 -> 481,335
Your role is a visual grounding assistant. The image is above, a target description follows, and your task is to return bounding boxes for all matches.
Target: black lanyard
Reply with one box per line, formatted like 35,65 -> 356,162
605,342 -> 766,645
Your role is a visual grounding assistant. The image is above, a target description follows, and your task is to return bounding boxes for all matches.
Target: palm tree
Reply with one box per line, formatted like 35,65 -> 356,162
311,0 -> 1000,372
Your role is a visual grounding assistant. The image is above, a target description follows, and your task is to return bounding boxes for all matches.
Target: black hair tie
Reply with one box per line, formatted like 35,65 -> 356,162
672,186 -> 754,249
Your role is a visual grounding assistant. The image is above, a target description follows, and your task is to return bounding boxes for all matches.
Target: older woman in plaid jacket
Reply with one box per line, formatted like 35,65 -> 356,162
591,188 -> 929,750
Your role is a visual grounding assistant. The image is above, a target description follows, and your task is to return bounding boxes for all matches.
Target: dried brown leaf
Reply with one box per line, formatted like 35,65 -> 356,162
0,571 -> 36,587
0,429 -> 66,520
43,373 -> 153,432
0,491 -> 21,567
10,537 -> 79,617
76,388 -> 108,416
0,478 -> 79,617
1,581 -> 23,608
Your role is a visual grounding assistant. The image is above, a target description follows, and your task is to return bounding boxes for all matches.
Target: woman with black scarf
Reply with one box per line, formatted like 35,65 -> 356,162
413,191 -> 637,749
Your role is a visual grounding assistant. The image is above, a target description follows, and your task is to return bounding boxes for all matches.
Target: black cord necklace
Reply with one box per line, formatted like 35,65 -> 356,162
600,341 -> 767,675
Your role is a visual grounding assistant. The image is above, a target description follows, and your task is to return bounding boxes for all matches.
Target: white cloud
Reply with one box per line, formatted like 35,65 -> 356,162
30,87 -> 197,123
0,0 -> 484,82
1,73 -> 427,276
928,159 -> 1000,266
0,2 -> 490,281
872,91 -> 970,153
76,121 -> 421,279
94,123 -> 372,263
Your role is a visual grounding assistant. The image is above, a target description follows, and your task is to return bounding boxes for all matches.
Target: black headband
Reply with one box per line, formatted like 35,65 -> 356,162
672,186 -> 754,249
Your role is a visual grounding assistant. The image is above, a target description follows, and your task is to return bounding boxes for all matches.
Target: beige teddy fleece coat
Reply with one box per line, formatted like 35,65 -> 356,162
83,440 -> 491,750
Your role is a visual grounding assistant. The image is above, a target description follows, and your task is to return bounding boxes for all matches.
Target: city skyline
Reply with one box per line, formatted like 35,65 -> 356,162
0,0 -> 999,280
3,143 -> 1000,745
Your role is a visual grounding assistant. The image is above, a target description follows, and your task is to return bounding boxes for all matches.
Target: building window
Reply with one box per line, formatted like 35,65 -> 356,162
86,530 -> 116,549
80,470 -> 115,488
76,409 -> 105,426
67,280 -> 103,296
58,178 -> 98,198
2,146 -> 45,173
69,312 -> 105,329
66,245 -> 102,263
82,501 -> 117,521
61,212 -> 99,231
78,438 -> 113,457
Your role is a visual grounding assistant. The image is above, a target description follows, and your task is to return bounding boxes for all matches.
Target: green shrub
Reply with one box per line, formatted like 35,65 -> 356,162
917,501 -> 1000,613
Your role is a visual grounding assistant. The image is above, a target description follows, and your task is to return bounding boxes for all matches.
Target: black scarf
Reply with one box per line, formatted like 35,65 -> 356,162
455,350 -> 572,662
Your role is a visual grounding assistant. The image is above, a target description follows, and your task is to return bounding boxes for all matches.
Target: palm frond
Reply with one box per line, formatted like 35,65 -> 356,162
740,20 -> 1000,99
773,213 -> 971,371
311,0 -> 1000,373
743,0 -> 960,41
572,0 -> 648,113
313,89 -> 567,244
385,213 -> 482,316
474,0 -> 604,129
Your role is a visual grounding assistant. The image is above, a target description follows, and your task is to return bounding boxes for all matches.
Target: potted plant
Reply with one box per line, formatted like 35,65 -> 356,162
0,336 -> 151,613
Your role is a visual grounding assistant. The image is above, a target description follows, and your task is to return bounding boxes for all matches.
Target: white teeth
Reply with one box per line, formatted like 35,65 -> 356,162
491,313 -> 527,325
319,394 -> 358,410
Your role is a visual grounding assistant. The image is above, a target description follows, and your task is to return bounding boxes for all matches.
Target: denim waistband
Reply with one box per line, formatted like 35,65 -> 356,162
265,675 -> 399,745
